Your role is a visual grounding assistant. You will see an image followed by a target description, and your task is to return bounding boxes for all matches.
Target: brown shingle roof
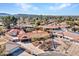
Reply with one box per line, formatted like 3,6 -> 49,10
39,24 -> 68,29
38,51 -> 66,56
57,31 -> 79,41
0,36 -> 8,45
26,30 -> 50,38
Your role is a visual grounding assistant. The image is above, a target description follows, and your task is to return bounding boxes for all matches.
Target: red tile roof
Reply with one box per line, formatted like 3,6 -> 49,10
18,30 -> 28,40
8,29 -> 20,35
7,29 -> 28,41
6,29 -> 50,41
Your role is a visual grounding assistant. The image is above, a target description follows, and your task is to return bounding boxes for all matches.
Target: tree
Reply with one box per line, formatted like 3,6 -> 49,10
2,16 -> 11,29
35,20 -> 41,26
1,16 -> 17,29
66,21 -> 75,27
11,16 -> 17,25
67,16 -> 72,21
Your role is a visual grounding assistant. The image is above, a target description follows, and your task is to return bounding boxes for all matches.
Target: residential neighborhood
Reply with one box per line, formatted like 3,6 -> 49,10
0,3 -> 79,56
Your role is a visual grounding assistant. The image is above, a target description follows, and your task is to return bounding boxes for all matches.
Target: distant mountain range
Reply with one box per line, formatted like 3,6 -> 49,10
0,13 -> 79,17
0,13 -> 11,16
0,13 -> 40,17
0,13 -> 79,20
14,14 -> 39,17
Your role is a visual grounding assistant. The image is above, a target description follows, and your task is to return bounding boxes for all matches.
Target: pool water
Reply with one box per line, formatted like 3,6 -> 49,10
7,47 -> 25,56
74,32 -> 79,34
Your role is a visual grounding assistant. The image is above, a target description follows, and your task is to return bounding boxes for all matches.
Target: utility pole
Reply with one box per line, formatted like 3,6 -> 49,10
50,31 -> 56,50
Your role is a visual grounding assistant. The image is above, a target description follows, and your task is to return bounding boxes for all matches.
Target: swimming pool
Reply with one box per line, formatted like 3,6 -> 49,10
7,47 -> 25,56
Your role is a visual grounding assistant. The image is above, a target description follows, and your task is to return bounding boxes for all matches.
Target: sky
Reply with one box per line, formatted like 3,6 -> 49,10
0,3 -> 79,15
